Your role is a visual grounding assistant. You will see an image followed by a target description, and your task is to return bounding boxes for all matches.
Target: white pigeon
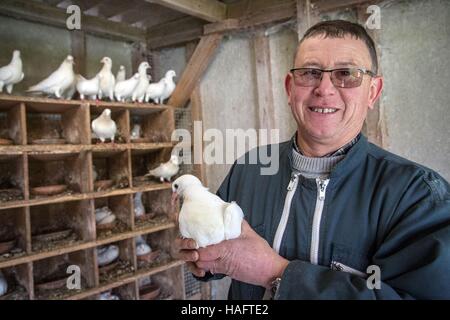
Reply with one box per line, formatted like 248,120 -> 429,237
159,70 -> 176,103
63,77 -> 77,100
96,57 -> 115,101
91,108 -> 117,143
172,174 -> 244,248
27,55 -> 75,99
98,291 -> 120,300
95,206 -> 116,225
145,77 -> 166,104
130,124 -> 141,140
135,236 -> 151,256
116,65 -> 126,82
0,50 -> 24,94
76,74 -> 100,100
134,192 -> 145,217
145,154 -> 180,182
132,62 -> 151,103
114,73 -> 139,102
97,245 -> 119,266
0,271 -> 7,296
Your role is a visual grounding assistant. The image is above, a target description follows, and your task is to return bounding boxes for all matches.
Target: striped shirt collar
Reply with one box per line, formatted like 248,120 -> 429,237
292,133 -> 361,157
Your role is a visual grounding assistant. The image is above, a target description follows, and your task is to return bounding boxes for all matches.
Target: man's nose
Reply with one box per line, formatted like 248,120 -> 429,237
313,72 -> 336,96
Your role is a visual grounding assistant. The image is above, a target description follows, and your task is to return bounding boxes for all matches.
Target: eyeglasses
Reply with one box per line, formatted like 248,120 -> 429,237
290,67 -> 376,88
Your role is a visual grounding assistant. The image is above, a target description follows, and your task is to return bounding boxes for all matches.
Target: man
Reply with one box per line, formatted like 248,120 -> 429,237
173,20 -> 450,299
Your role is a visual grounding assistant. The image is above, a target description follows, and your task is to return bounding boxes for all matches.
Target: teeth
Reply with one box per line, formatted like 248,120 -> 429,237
311,107 -> 337,114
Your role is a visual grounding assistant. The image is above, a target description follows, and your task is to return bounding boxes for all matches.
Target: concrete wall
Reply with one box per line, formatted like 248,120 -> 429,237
380,0 -> 450,180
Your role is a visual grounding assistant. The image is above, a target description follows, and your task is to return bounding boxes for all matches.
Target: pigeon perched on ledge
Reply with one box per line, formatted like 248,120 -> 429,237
145,155 -> 180,182
171,174 -> 244,248
96,57 -> 115,101
0,50 -> 24,94
91,108 -> 117,143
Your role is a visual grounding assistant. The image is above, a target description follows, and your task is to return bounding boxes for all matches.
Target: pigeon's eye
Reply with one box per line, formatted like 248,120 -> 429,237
174,184 -> 179,189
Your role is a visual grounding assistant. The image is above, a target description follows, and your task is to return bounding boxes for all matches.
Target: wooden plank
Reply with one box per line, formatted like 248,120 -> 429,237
311,0 -> 380,13
146,16 -> 205,50
204,1 -> 296,35
146,0 -> 227,22
0,0 -> 146,42
168,33 -> 223,108
253,32 -> 276,131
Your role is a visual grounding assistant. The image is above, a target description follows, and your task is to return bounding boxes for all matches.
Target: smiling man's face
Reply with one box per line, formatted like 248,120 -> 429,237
285,35 -> 383,156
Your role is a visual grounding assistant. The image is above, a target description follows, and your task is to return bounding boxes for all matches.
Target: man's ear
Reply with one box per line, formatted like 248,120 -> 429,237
285,73 -> 294,105
368,76 -> 384,110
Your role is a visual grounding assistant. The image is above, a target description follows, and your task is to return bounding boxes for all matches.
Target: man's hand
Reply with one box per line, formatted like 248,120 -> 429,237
172,237 -> 206,277
195,220 -> 289,289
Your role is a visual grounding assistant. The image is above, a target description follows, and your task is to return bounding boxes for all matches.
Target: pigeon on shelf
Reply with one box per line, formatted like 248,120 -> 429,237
135,235 -> 151,256
0,271 -> 7,296
98,291 -> 120,300
144,77 -> 165,104
116,65 -> 126,83
0,50 -> 24,94
159,70 -> 176,103
27,55 -> 75,99
132,62 -> 151,103
96,57 -> 115,101
138,276 -> 152,288
92,165 -> 98,182
130,124 -> 141,140
114,73 -> 139,102
91,108 -> 117,143
76,74 -> 100,100
172,174 -> 244,248
63,78 -> 77,100
134,192 -> 145,218
145,155 -> 180,182
97,245 -> 119,266
95,206 -> 116,225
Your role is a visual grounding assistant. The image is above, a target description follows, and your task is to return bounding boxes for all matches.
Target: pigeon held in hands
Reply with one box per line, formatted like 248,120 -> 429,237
91,108 -> 117,143
171,174 -> 244,248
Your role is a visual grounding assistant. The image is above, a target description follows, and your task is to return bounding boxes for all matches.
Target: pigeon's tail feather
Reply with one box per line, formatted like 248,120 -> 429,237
223,201 -> 244,240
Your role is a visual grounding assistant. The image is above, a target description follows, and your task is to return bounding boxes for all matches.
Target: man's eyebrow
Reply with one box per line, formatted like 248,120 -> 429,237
334,61 -> 359,67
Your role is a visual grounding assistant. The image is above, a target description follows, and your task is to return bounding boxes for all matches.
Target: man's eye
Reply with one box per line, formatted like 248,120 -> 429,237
300,69 -> 321,77
335,69 -> 352,77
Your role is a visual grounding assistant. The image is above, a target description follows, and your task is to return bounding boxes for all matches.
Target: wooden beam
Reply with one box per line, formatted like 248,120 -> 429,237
311,0 -> 380,13
0,0 -> 146,42
71,30 -> 86,76
252,32 -> 275,131
168,33 -> 223,108
146,0 -> 227,22
146,16 -> 205,49
204,1 -> 296,34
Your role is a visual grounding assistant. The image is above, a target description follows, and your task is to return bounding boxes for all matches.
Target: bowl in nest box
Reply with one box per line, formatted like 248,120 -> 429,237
0,239 -> 16,255
137,249 -> 160,263
35,276 -> 68,291
32,229 -> 72,242
139,284 -> 161,300
30,184 -> 67,196
98,260 -> 119,274
96,220 -> 116,231
130,137 -> 151,143
135,212 -> 156,222
31,138 -> 66,145
0,138 -> 13,145
94,179 -> 114,191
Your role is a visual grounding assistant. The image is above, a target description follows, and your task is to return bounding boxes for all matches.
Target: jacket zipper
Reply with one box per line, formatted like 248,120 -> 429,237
272,173 -> 299,253
331,261 -> 367,278
310,178 -> 329,265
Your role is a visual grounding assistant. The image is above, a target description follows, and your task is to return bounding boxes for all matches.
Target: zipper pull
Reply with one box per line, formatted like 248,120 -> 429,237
287,173 -> 298,191
331,261 -> 343,271
316,179 -> 329,200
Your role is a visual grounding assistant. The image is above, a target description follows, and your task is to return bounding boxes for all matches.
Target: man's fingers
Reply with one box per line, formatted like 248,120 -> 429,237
196,260 -> 221,275
173,237 -> 198,251
175,249 -> 199,262
197,243 -> 225,261
187,262 -> 206,278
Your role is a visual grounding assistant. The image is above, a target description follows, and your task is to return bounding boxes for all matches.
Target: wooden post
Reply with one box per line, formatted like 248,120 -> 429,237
70,30 -> 86,76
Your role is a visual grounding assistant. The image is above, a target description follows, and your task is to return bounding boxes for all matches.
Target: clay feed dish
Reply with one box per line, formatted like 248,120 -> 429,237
137,250 -> 160,263
135,212 -> 156,222
96,220 -> 116,231
98,260 -> 119,274
31,138 -> 66,145
31,184 -> 67,196
35,277 -> 68,291
130,137 -> 151,143
0,138 -> 13,145
0,239 -> 16,255
32,229 -> 72,242
94,179 -> 114,190
139,284 -> 161,300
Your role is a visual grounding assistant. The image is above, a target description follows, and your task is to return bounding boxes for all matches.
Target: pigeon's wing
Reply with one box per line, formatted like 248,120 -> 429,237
223,201 -> 244,240
0,66 -> 13,82
28,68 -> 65,92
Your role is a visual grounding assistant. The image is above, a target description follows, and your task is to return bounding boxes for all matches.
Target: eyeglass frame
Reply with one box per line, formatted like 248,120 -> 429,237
289,67 -> 377,88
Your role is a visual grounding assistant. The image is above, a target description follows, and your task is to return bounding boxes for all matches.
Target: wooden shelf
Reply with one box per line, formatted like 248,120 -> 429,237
0,95 -> 183,300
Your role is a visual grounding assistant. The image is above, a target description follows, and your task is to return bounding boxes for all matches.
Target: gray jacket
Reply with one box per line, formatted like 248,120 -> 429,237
202,134 -> 450,299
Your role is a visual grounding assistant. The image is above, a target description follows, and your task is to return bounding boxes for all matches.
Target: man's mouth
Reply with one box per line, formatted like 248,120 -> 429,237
308,107 -> 338,114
